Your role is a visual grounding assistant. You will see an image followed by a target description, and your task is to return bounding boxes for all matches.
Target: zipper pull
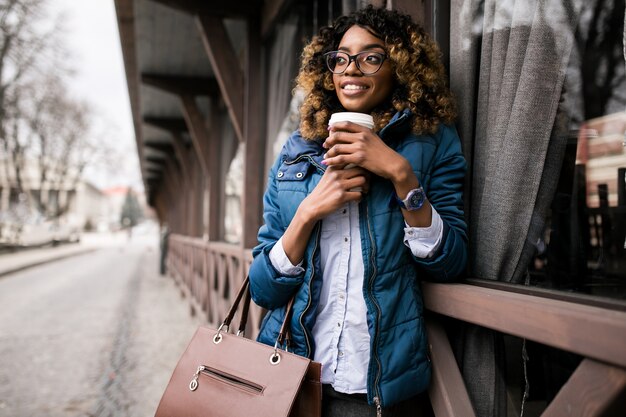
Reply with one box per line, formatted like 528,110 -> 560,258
374,396 -> 382,417
189,365 -> 205,391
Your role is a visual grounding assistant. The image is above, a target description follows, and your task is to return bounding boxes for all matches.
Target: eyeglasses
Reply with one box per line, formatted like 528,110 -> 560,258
323,50 -> 387,75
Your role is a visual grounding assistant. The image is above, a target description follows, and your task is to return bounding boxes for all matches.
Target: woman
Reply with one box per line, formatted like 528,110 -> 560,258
249,6 -> 467,416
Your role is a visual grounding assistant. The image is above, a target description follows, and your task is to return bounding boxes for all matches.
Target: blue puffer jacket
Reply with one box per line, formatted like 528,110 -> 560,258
249,109 -> 467,408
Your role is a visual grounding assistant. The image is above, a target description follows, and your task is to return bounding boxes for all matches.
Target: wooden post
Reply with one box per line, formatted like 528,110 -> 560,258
241,16 -> 266,249
207,98 -> 223,241
196,15 -> 244,142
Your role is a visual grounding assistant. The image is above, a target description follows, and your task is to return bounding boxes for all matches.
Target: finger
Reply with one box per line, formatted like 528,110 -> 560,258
341,168 -> 369,179
322,154 -> 350,167
323,131 -> 358,148
343,175 -> 368,190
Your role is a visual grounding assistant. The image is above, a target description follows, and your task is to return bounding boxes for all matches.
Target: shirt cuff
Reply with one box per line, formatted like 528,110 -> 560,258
403,207 -> 444,259
268,237 -> 305,276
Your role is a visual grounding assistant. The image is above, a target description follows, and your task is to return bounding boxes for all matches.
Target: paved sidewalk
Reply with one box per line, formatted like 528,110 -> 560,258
0,232 -> 145,277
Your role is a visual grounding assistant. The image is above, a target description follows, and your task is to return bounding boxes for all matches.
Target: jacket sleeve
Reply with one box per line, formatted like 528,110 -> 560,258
249,152 -> 306,309
412,124 -> 468,281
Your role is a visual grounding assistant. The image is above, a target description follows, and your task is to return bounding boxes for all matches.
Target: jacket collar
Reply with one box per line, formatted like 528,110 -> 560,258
284,109 -> 413,162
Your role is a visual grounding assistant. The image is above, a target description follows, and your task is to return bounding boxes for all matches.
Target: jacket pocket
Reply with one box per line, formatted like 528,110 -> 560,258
276,159 -> 311,183
276,159 -> 315,225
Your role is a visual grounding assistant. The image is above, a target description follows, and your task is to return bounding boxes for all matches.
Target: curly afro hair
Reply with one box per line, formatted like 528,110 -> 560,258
295,5 -> 456,140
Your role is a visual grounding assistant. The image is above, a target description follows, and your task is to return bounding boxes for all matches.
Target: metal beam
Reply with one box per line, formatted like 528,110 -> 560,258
196,15 -> 244,142
148,0 -> 259,17
141,73 -> 219,97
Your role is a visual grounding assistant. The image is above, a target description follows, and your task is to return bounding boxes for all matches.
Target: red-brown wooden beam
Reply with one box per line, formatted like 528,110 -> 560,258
241,16 -> 265,249
170,134 -> 192,185
426,318 -> 477,417
196,15 -> 244,142
180,94 -> 211,174
142,73 -> 219,97
143,117 -> 188,135
148,0 -> 259,18
261,0 -> 288,37
115,0 -> 163,203
207,98 -> 223,241
145,154 -> 166,164
422,283 -> 626,369
144,140 -> 175,154
542,359 -> 626,417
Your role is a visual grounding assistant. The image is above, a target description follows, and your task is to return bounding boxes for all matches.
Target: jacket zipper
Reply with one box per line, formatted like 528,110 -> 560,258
365,201 -> 384,409
297,155 -> 324,358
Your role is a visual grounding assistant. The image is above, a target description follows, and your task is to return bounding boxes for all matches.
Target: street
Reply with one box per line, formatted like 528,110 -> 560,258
0,234 -> 203,417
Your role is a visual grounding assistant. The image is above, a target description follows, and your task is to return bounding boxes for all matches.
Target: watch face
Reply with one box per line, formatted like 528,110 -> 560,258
410,192 -> 424,207
405,188 -> 425,210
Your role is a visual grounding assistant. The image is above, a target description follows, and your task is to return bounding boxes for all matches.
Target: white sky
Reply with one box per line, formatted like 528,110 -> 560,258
49,0 -> 142,192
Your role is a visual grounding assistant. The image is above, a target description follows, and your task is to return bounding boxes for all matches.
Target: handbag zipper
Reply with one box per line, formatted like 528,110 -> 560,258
189,365 -> 264,394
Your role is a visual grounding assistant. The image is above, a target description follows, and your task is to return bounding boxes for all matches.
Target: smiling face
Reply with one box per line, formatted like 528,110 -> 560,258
332,25 -> 394,114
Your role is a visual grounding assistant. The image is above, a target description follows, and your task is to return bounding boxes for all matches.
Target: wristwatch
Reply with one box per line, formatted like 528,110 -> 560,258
395,187 -> 426,211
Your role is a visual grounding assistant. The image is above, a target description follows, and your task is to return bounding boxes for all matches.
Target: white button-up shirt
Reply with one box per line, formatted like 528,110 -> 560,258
269,203 -> 443,394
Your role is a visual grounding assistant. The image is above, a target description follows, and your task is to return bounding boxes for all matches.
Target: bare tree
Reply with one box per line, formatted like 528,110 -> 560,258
0,0 -> 107,221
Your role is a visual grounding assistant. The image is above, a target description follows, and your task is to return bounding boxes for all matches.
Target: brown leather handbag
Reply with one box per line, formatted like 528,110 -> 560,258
154,277 -> 322,417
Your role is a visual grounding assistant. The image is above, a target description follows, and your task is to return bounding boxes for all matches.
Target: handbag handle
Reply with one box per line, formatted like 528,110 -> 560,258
217,276 -> 295,351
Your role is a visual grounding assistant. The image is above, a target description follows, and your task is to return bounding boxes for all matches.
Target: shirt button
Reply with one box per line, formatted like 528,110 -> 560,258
344,237 -> 348,242
337,322 -> 341,327
342,209 -> 347,214
339,294 -> 345,300
338,351 -> 344,357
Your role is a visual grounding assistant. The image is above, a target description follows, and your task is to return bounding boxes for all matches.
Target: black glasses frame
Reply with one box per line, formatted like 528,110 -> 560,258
323,50 -> 387,75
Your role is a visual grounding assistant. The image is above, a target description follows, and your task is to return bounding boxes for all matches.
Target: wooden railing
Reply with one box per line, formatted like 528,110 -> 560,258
167,233 -> 626,416
168,234 -> 262,339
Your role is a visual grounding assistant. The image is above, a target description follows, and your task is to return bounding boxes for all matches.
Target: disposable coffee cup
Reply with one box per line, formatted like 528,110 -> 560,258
328,112 -> 375,130
328,112 -> 374,191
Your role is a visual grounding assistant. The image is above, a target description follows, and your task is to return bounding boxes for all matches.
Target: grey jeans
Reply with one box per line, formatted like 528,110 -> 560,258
321,385 -> 430,417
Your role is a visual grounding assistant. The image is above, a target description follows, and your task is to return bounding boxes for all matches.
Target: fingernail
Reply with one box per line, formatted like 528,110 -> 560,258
321,159 -> 328,165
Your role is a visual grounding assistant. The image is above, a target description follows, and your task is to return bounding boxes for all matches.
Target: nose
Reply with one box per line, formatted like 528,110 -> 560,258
343,56 -> 362,75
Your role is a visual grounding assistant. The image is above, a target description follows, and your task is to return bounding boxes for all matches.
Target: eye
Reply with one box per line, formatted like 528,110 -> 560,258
335,54 -> 348,65
363,53 -> 382,64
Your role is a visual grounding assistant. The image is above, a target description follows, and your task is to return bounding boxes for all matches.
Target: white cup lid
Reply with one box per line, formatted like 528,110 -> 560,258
329,112 -> 374,129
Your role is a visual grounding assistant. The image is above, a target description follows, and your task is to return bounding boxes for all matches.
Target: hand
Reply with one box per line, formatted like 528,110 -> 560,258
323,121 -> 409,180
299,165 -> 370,222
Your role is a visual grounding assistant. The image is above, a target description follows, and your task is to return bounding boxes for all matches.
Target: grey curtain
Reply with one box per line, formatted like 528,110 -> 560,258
449,0 -> 583,415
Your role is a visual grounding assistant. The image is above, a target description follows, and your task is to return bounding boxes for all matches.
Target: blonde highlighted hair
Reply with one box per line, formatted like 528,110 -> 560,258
295,6 -> 456,140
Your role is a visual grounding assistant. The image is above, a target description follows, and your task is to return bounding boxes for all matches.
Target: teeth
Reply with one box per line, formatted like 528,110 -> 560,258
343,84 -> 367,90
